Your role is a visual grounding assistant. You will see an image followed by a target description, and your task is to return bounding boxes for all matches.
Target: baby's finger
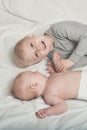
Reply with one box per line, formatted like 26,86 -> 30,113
47,66 -> 55,74
41,111 -> 47,118
47,66 -> 53,72
36,112 -> 41,118
36,111 -> 43,118
36,109 -> 47,119
47,61 -> 53,67
39,111 -> 47,118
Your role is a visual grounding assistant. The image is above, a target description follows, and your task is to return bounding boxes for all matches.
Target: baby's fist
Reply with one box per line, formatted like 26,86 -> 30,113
36,108 -> 48,119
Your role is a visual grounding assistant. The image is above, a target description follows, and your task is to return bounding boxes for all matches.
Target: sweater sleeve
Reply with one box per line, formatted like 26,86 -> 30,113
50,21 -> 87,63
69,34 -> 87,63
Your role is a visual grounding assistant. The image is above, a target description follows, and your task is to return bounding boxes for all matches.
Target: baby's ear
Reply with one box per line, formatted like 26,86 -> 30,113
29,83 -> 38,92
26,34 -> 35,38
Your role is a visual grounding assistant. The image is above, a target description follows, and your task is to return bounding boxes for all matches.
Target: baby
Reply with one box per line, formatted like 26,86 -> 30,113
12,69 -> 87,118
14,21 -> 87,72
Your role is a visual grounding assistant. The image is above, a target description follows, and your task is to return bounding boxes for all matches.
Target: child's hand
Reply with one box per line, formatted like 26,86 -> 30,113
36,108 -> 48,119
54,58 -> 75,72
52,52 -> 75,72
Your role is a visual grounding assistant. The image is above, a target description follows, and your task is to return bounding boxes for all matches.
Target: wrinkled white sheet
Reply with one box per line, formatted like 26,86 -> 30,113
1,0 -> 87,24
0,0 -> 87,130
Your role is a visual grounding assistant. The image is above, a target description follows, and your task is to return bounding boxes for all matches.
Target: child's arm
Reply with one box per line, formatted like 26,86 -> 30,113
36,96 -> 68,118
52,21 -> 87,66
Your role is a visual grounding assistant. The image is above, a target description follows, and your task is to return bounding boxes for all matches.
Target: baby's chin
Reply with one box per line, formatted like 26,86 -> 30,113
23,94 -> 37,101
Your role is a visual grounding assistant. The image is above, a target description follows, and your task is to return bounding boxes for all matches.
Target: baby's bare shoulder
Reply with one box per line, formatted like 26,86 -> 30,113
44,94 -> 63,105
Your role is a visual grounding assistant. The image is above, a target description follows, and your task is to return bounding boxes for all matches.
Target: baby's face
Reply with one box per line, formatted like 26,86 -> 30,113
13,71 -> 47,100
15,34 -> 54,67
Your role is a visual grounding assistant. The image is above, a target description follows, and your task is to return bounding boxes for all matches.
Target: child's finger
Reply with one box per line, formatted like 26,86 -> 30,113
55,61 -> 62,71
56,65 -> 64,72
55,61 -> 66,72
55,61 -> 61,69
56,66 -> 64,72
59,67 -> 68,72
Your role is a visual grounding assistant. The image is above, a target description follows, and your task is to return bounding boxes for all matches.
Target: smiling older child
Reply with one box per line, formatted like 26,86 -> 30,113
14,21 -> 87,72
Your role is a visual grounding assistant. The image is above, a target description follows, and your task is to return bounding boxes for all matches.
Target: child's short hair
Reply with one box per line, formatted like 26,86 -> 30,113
14,38 -> 29,67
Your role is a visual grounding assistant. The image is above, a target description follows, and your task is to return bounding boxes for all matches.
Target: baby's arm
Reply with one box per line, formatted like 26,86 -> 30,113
36,96 -> 68,118
47,51 -> 61,73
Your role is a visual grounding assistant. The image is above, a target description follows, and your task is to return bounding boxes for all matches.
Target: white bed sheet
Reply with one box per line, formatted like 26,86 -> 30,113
0,0 -> 87,130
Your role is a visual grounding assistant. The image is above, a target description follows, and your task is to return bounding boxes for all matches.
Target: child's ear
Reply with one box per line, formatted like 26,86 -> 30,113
27,34 -> 35,38
29,83 -> 38,92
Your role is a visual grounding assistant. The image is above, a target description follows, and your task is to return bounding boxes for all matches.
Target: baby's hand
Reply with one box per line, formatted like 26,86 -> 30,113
52,51 -> 63,72
47,61 -> 55,74
36,108 -> 48,119
47,51 -> 60,74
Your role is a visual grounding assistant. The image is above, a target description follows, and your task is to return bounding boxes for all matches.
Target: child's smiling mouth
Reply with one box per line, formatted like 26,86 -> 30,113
41,41 -> 46,50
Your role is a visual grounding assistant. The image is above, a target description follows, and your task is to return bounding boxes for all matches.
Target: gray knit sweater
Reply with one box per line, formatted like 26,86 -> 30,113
45,21 -> 87,69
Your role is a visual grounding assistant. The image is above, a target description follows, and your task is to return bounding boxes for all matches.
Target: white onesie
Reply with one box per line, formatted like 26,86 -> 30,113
78,70 -> 87,100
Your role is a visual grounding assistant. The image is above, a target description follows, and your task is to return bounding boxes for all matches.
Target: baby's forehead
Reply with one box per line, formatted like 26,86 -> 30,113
17,71 -> 40,85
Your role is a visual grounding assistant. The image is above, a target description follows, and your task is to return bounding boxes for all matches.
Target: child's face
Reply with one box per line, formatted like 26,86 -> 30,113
13,71 -> 47,100
15,34 -> 54,67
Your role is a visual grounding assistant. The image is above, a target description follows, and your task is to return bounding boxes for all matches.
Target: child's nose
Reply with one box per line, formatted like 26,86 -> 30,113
37,45 -> 41,51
